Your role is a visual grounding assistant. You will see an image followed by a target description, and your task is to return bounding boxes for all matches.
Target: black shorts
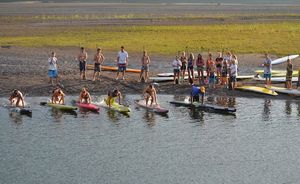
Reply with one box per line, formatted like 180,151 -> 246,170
193,95 -> 199,102
181,63 -> 187,70
79,61 -> 86,72
94,63 -> 101,72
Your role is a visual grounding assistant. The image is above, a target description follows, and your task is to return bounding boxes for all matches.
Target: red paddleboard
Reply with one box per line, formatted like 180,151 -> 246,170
77,103 -> 100,112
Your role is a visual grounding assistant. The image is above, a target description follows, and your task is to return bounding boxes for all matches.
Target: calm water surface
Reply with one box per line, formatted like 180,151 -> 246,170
1,95 -> 300,184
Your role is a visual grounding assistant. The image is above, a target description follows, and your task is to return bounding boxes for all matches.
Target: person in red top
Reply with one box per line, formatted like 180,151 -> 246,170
196,54 -> 205,84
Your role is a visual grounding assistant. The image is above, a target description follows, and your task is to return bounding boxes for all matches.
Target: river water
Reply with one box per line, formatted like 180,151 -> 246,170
1,95 -> 300,184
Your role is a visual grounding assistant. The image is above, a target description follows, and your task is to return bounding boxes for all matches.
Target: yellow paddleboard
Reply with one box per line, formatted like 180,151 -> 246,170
236,86 -> 278,96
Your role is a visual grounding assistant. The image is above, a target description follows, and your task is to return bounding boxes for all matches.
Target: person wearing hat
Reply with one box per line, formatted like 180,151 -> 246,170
116,46 -> 128,80
92,48 -> 105,82
79,87 -> 91,104
9,89 -> 25,107
190,84 -> 205,104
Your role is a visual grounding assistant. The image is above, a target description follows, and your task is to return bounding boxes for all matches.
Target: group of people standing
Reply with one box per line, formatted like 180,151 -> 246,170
172,51 -> 238,90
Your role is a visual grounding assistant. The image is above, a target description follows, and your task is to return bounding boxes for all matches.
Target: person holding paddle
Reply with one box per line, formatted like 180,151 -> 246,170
48,51 -> 58,86
9,89 -> 25,107
116,46 -> 128,80
143,84 -> 158,107
79,87 -> 91,104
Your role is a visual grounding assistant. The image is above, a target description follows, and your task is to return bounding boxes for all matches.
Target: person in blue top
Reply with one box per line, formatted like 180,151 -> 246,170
190,84 -> 205,104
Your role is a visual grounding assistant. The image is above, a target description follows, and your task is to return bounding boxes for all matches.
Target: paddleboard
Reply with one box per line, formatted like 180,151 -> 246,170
77,102 -> 100,112
254,70 -> 291,74
170,101 -> 236,113
254,77 -> 299,82
44,102 -> 77,111
98,99 -> 130,113
135,99 -> 169,114
272,71 -> 298,77
9,107 -> 32,117
157,71 -> 204,77
235,86 -> 278,96
87,65 -> 141,73
265,85 -> 300,96
272,55 -> 299,65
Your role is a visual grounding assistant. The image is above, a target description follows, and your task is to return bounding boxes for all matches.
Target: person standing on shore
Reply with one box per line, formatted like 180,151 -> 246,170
187,53 -> 195,83
48,51 -> 58,86
263,53 -> 272,86
92,48 -> 105,82
196,54 -> 205,85
286,59 -> 293,89
180,51 -> 188,81
172,55 -> 182,84
9,89 -> 25,107
229,60 -> 238,90
77,47 -> 88,80
139,50 -> 151,82
206,53 -> 214,79
215,52 -> 223,84
221,59 -> 228,88
223,51 -> 232,64
116,46 -> 128,80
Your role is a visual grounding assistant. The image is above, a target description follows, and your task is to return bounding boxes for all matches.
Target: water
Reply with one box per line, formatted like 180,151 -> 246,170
1,95 -> 300,184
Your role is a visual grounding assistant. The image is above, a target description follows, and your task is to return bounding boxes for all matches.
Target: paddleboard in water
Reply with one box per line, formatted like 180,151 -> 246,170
77,102 -> 100,112
254,77 -> 298,82
170,101 -> 236,113
86,65 -> 141,73
42,102 -> 77,111
9,107 -> 32,117
135,99 -> 169,114
265,86 -> 300,96
272,55 -> 299,65
98,99 -> 130,113
235,86 -> 278,96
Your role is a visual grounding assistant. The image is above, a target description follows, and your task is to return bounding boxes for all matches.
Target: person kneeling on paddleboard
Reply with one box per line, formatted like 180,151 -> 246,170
52,88 -> 65,104
79,87 -> 91,104
9,89 -> 25,108
190,84 -> 205,104
106,89 -> 122,108
143,84 -> 158,107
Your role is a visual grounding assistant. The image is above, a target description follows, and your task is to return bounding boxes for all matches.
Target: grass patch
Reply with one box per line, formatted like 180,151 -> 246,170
0,22 -> 300,55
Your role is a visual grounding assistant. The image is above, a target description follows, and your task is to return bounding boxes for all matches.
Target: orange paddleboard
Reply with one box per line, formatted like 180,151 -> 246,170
87,65 -> 141,73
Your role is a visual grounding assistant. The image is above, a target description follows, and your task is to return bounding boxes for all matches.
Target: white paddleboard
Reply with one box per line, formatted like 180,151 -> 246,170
254,77 -> 298,82
271,55 -> 299,65
265,86 -> 300,96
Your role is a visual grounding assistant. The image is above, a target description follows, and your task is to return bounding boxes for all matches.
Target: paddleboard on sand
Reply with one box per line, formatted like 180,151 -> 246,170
157,71 -> 204,77
151,75 -> 253,82
272,55 -> 299,65
135,99 -> 169,114
98,98 -> 130,113
235,86 -> 278,96
170,101 -> 236,113
41,102 -> 77,111
77,102 -> 100,112
87,65 -> 141,73
254,76 -> 298,82
265,85 -> 300,96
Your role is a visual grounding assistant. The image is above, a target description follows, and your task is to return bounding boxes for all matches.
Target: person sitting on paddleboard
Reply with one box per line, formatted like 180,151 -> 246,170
143,84 -> 158,107
9,89 -> 25,108
52,88 -> 65,104
79,87 -> 91,104
106,89 -> 122,108
190,84 -> 205,104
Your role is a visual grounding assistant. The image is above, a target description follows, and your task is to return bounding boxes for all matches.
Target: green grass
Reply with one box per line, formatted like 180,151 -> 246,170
1,22 -> 300,55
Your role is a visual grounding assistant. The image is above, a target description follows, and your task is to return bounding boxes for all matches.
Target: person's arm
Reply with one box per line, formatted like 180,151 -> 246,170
117,53 -> 120,65
101,54 -> 105,64
125,53 -> 128,65
147,56 -> 150,65
190,92 -> 193,104
87,93 -> 91,104
85,52 -> 88,61
118,92 -> 122,105
20,97 -> 25,107
154,89 -> 158,104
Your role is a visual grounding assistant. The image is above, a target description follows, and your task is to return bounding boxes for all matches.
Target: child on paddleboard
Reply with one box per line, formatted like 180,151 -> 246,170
106,89 -> 122,108
52,87 -> 65,104
9,89 -> 25,108
190,84 -> 205,104
143,84 -> 158,107
79,87 -> 91,104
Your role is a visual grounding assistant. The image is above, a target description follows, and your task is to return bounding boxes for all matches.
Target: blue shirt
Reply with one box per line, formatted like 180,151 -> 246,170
191,86 -> 200,96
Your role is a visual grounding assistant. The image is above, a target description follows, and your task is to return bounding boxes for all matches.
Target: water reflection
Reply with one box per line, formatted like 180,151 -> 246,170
50,108 -> 77,121
9,111 -> 23,124
285,101 -> 292,115
262,99 -> 271,121
143,111 -> 156,127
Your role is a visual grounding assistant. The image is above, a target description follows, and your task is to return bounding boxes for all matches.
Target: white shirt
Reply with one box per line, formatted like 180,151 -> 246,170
230,64 -> 237,77
117,51 -> 128,64
48,57 -> 58,70
172,59 -> 182,69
